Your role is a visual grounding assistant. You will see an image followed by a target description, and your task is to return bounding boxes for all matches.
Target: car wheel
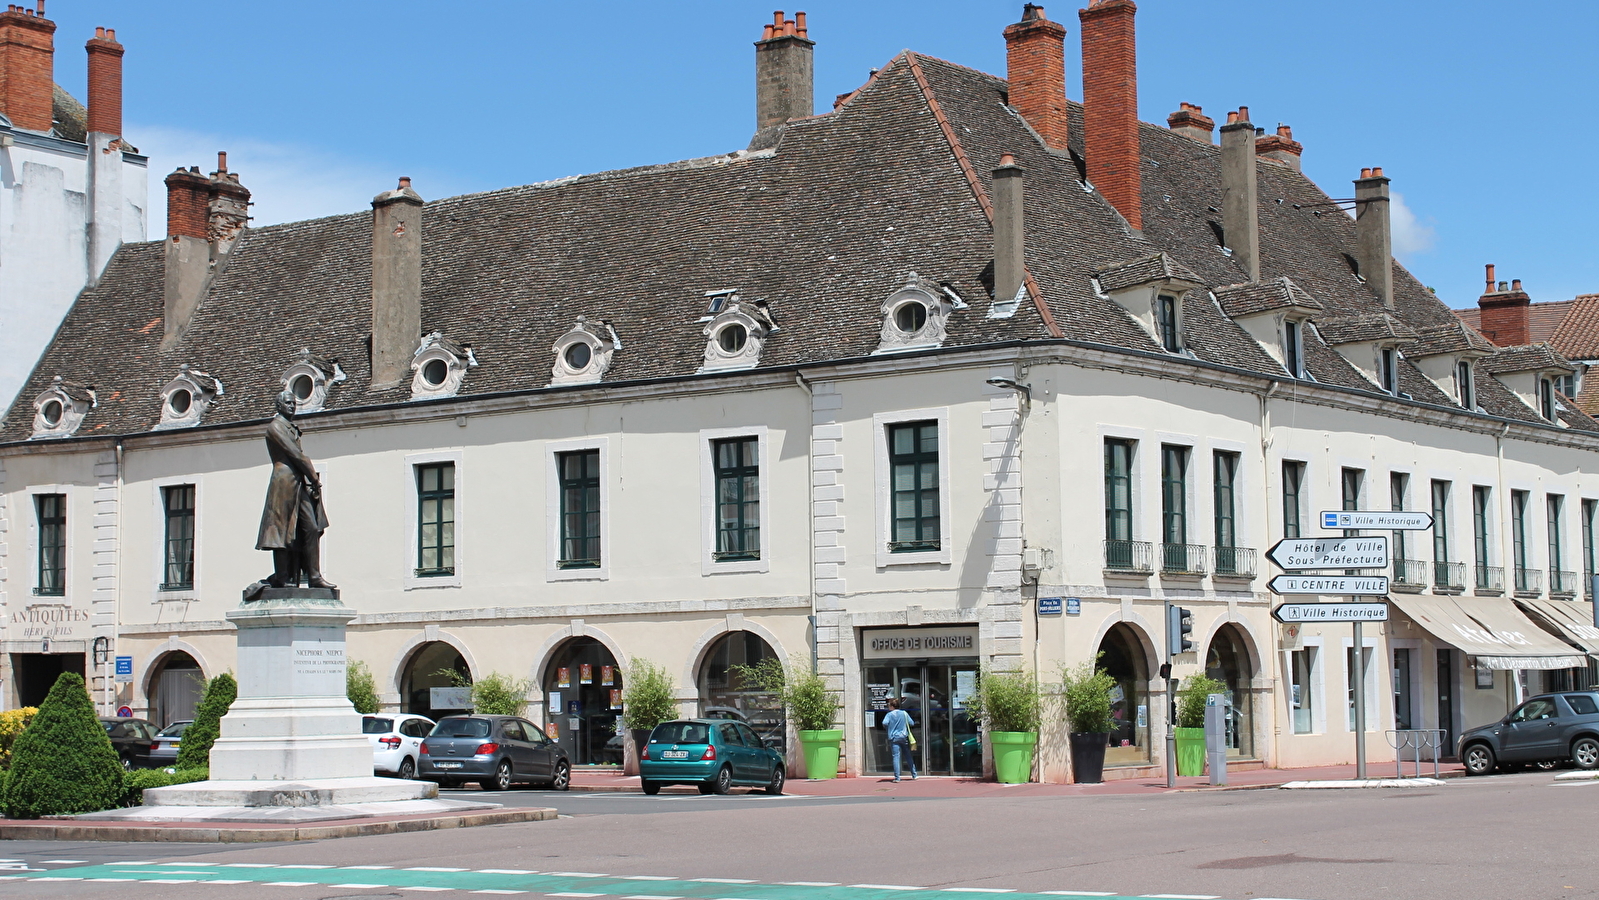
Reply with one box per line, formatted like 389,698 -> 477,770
1463,742 -> 1496,776
710,765 -> 733,795
121,756 -> 133,771
641,779 -> 661,795
482,760 -> 513,791
550,760 -> 571,792
1573,736 -> 1599,770
765,764 -> 785,796
397,757 -> 416,780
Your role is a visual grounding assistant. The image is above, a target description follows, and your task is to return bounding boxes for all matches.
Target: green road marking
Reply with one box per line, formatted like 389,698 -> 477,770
28,865 -> 1192,900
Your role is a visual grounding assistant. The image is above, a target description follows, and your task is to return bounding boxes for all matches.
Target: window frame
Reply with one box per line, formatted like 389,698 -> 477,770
404,450 -> 464,589
1455,360 -> 1475,409
887,421 -> 941,554
1390,472 -> 1410,566
1539,378 -> 1556,421
1473,485 -> 1493,580
33,491 -> 67,597
414,462 -> 457,579
1105,438 -> 1136,544
1511,489 -> 1531,589
700,427 -> 771,575
1156,294 -> 1181,353
873,408 -> 952,567
556,449 -> 603,570
546,439 -> 610,581
1213,451 -> 1239,551
159,483 -> 197,592
1583,499 -> 1597,585
1160,444 -> 1190,548
1283,319 -> 1304,379
1379,347 -> 1399,396
1547,493 -> 1565,576
1287,639 -> 1324,735
1282,460 -> 1307,539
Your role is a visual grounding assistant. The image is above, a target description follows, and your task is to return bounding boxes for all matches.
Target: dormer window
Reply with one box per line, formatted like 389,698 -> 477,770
280,349 -> 345,414
1284,320 -> 1304,378
155,365 -> 222,430
410,332 -> 475,401
550,316 -> 619,386
1540,378 -> 1556,421
700,297 -> 773,373
876,273 -> 953,354
30,376 -> 94,440
1380,347 -> 1399,396
1456,360 -> 1475,409
1157,294 -> 1181,352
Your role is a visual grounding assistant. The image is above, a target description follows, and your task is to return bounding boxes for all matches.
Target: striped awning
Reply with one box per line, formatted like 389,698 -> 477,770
1388,595 -> 1589,670
1516,598 -> 1599,658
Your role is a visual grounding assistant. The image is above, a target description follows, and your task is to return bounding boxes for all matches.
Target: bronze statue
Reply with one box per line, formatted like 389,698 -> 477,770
255,390 -> 335,590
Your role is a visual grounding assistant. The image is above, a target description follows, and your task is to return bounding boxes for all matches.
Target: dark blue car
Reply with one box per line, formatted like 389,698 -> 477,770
638,718 -> 785,795
1459,691 -> 1599,775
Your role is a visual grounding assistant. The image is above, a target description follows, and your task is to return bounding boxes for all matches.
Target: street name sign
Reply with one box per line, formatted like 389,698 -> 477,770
1268,574 -> 1389,595
1267,536 -> 1389,570
114,655 -> 133,683
1272,602 -> 1390,623
1038,597 -> 1063,616
1321,510 -> 1433,530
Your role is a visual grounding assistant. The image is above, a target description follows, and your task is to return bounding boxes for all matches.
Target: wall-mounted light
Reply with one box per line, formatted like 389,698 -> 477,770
985,376 -> 1032,402
93,635 -> 111,666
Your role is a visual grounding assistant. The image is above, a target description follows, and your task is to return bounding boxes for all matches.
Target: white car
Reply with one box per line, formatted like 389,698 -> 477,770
364,713 -> 434,780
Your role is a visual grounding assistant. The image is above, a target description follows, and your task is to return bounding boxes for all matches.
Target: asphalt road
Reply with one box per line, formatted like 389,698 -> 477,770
3,770 -> 1596,900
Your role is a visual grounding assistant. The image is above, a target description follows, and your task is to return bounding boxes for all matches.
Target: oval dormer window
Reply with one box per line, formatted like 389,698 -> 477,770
40,399 -> 63,427
894,302 -> 928,335
290,373 -> 315,401
421,358 -> 449,388
565,342 -> 593,371
169,389 -> 193,416
717,323 -> 748,354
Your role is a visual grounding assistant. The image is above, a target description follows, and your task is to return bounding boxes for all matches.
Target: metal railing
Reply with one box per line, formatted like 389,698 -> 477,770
1515,566 -> 1543,594
1161,542 -> 1208,575
1386,729 -> 1447,779
1213,545 -> 1258,577
1104,539 -> 1154,573
1550,569 -> 1580,595
1474,565 -> 1505,592
1587,571 -> 1595,600
1393,558 -> 1428,586
1431,561 -> 1466,591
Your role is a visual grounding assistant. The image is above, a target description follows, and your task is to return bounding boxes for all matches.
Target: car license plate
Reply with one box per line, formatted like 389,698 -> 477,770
435,762 -> 463,769
661,750 -> 688,759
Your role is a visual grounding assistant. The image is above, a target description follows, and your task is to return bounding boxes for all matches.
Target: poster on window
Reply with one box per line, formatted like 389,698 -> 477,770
610,689 -> 622,710
557,667 -> 571,689
580,664 -> 593,684
601,665 -> 614,686
545,721 -> 560,740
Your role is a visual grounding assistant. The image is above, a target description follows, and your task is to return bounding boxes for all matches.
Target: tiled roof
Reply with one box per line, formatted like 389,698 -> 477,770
1404,322 -> 1497,358
6,51 -> 1591,441
1550,295 -> 1599,360
1095,252 -> 1204,293
1314,312 -> 1419,346
1480,344 -> 1576,375
1213,277 -> 1323,318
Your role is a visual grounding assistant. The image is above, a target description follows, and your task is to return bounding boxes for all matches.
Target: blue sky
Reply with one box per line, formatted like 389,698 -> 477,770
45,1 -> 1599,309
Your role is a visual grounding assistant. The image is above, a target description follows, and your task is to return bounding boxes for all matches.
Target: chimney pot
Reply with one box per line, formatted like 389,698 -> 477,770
1484,263 -> 1496,293
1372,166 -> 1383,178
1167,102 -> 1215,143
999,153 -> 1016,166
1277,124 -> 1292,138
399,176 -> 412,188
1498,281 -> 1508,291
1226,111 -> 1238,124
1511,279 -> 1523,292
1360,167 -> 1372,178
773,10 -> 784,27
754,9 -> 815,131
1004,3 -> 1070,151
1237,106 -> 1249,122
795,11 -> 806,36
1078,0 -> 1142,230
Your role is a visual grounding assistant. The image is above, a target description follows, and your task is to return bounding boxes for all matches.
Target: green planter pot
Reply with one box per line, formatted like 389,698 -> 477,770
1174,727 -> 1206,776
990,731 -> 1038,784
798,729 -> 843,779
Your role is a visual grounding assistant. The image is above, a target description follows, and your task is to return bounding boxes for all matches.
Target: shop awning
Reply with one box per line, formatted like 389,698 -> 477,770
1515,598 -> 1599,658
1388,595 -> 1589,669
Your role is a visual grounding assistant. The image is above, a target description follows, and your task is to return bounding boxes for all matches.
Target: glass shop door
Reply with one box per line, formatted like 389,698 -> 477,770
863,661 -> 981,776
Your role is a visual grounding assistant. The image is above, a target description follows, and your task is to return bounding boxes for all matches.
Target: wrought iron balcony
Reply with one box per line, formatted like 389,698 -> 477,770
1550,569 -> 1580,596
1431,561 -> 1466,591
1104,539 -> 1154,574
1161,543 -> 1208,575
1212,545 -> 1258,578
1514,567 -> 1543,594
1393,558 -> 1428,586
1474,565 -> 1505,593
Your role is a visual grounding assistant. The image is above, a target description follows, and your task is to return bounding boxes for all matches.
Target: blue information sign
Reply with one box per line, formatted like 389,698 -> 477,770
114,655 -> 133,676
1066,597 -> 1081,616
1038,597 -> 1062,616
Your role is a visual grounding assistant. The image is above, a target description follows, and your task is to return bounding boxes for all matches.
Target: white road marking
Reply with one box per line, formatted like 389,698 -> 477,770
87,878 -> 138,883
694,878 -> 758,883
621,876 -> 677,881
851,885 -> 924,891
346,866 -> 398,870
28,877 -> 84,882
145,870 -> 216,875
220,863 -> 277,868
332,884 -> 393,889
282,864 -> 336,869
624,894 -> 680,898
548,893 -> 605,897
159,862 -> 213,867
111,862 -> 160,866
200,880 -> 255,885
945,890 -> 1014,893
265,882 -> 318,887
40,859 -> 88,864
479,869 -> 538,875
473,892 -> 529,896
1141,895 -> 1220,899
406,867 -> 471,872
781,883 -> 841,887
1040,893 -> 1117,897
547,873 -> 608,878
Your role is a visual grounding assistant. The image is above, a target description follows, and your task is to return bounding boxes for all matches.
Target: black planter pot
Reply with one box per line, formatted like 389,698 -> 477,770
632,728 -> 653,759
1069,732 -> 1110,784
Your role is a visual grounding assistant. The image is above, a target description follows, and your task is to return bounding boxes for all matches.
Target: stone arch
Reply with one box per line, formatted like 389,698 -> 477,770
1196,610 -> 1266,686
140,644 -> 209,727
1087,609 -> 1162,679
680,618 -> 790,698
526,623 -> 629,697
387,628 -> 478,700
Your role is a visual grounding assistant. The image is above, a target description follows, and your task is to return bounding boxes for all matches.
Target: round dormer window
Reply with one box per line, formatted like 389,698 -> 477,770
565,342 -> 593,371
291,373 -> 314,401
40,399 -> 63,427
169,389 -> 193,416
717,324 -> 748,354
421,358 -> 449,387
894,301 -> 928,335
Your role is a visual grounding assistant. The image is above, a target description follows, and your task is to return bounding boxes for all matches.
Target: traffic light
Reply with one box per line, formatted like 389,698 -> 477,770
1166,602 -> 1194,656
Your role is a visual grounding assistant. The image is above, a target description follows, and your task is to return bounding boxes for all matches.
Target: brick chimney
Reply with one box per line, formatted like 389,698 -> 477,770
1004,4 -> 1069,151
754,11 -> 813,131
163,166 -> 212,344
1354,166 -> 1393,308
1255,124 -> 1302,171
84,26 -> 121,135
207,151 -> 250,251
1478,265 -> 1531,346
992,154 -> 1025,306
1220,107 -> 1259,282
1078,0 -> 1140,230
370,177 -> 424,391
0,2 -> 55,132
1167,102 -> 1213,143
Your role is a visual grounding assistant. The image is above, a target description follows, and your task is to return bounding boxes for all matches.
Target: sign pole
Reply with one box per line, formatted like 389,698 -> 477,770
1353,617 -> 1366,780
1165,677 -> 1176,788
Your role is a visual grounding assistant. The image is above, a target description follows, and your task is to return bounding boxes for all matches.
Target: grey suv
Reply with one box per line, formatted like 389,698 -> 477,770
1459,691 -> 1599,775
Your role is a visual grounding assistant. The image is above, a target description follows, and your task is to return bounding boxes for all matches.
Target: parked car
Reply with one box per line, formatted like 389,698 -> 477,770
419,715 -> 571,791
702,706 -> 786,751
98,717 -> 159,769
1459,691 -> 1599,775
638,718 -> 785,796
364,713 -> 434,780
148,720 -> 192,767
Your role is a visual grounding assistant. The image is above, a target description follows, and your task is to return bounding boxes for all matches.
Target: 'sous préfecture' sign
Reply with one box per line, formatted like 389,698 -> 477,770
1273,602 -> 1390,623
1268,574 -> 1389,595
1267,536 -> 1389,570
1320,510 -> 1433,531
863,627 -> 979,659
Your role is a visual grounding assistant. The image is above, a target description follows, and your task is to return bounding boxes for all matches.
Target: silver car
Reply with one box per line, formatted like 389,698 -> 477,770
149,720 -> 192,767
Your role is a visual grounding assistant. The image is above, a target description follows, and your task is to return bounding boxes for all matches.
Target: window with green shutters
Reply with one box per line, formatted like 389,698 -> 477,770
1157,295 -> 1180,352
34,493 -> 65,596
1548,494 -> 1566,591
558,450 -> 602,567
1431,480 -> 1451,562
1161,445 -> 1189,570
1390,473 -> 1410,565
1282,461 -> 1305,539
1104,439 -> 1134,546
889,422 -> 939,552
416,463 -> 455,576
161,484 -> 196,591
1473,486 -> 1492,588
713,437 -> 760,561
1213,452 -> 1238,549
1583,499 -> 1597,585
1512,490 -> 1530,590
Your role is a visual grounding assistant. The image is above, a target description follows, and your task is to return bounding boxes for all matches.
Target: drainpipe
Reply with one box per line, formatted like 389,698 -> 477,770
1258,380 -> 1280,766
112,437 -> 124,717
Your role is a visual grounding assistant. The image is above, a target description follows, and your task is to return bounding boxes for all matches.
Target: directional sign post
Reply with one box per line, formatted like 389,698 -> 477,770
1272,602 -> 1389,623
1320,510 -> 1433,531
1267,536 -> 1389,571
1269,574 -> 1389,595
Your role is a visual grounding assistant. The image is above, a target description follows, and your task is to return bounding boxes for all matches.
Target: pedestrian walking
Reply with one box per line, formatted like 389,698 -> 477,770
882,697 -> 917,781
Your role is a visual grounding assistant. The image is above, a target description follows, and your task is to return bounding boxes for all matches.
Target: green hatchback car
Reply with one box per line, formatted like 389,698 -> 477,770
638,719 -> 785,795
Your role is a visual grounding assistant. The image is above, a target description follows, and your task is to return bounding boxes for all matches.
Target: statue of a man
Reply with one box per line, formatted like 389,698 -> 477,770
255,390 -> 335,590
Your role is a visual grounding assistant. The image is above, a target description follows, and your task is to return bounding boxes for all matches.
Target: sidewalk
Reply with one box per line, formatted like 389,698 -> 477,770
572,761 -> 1464,797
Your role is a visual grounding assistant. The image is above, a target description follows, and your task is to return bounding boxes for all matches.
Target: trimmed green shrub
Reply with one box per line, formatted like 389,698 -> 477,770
1177,675 -> 1229,729
0,706 -> 39,771
121,767 -> 208,807
346,660 -> 380,715
1059,659 -> 1117,734
732,655 -> 839,732
177,672 -> 237,770
438,669 -> 531,716
0,673 -> 124,818
621,659 -> 678,732
967,667 -> 1042,734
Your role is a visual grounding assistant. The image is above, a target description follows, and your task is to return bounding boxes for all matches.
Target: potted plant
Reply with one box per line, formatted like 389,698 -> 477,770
622,659 -> 679,771
1059,659 -> 1117,784
1175,675 -> 1227,776
733,655 -> 841,779
967,667 -> 1041,783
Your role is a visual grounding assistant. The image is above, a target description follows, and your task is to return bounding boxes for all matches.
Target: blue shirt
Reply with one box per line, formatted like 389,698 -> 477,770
883,708 -> 913,741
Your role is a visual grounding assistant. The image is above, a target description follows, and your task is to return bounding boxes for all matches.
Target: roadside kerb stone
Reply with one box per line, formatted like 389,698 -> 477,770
1280,778 -> 1449,789
0,806 -> 554,842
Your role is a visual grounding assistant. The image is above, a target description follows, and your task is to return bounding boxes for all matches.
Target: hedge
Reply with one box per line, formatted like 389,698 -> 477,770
177,672 -> 237,770
0,672 -> 124,818
121,767 -> 209,806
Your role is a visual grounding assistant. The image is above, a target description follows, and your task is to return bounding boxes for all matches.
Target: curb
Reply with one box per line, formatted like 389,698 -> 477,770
0,807 -> 556,843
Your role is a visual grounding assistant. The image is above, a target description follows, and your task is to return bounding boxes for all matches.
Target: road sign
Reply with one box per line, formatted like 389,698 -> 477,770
1267,536 -> 1389,570
1268,574 -> 1389,595
1321,510 -> 1433,530
114,655 -> 133,683
1272,602 -> 1390,623
1065,597 -> 1081,616
1038,597 -> 1062,616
